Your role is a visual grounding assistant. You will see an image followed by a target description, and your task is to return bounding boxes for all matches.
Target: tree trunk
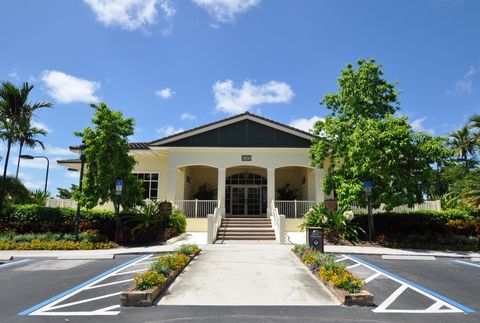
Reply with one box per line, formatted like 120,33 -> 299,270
464,152 -> 469,173
15,141 -> 24,180
0,138 -> 13,211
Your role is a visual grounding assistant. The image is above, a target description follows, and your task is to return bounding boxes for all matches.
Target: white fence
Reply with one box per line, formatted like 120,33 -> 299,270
274,200 -> 317,218
45,199 -> 115,211
175,200 -> 218,218
351,200 -> 441,214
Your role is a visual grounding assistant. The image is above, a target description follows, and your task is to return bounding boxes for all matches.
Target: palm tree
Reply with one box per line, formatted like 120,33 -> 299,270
449,126 -> 475,172
15,120 -> 47,179
468,113 -> 480,147
0,81 -> 52,210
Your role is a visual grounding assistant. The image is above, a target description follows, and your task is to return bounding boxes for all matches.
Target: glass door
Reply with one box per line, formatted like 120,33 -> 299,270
231,187 -> 246,216
246,187 -> 261,215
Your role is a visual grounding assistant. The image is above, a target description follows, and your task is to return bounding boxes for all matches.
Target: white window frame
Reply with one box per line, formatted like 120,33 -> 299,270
133,172 -> 160,200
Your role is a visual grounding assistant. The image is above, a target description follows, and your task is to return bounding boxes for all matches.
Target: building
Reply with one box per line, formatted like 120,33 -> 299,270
59,112 -> 331,234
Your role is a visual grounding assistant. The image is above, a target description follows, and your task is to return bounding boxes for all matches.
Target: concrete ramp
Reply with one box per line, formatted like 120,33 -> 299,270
158,244 -> 340,306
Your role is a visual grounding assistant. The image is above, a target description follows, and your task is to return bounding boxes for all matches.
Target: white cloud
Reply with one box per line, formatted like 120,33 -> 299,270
31,120 -> 52,133
19,158 -> 60,170
192,0 -> 259,23
65,171 -> 80,179
84,0 -> 175,33
180,112 -> 196,121
156,125 -> 184,137
155,87 -> 175,99
289,116 -> 323,133
411,117 -> 435,135
41,70 -> 100,104
8,71 -> 19,80
213,79 -> 294,114
447,65 -> 478,97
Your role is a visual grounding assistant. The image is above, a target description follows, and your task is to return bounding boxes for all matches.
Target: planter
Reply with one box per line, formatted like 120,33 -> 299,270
293,251 -> 374,306
120,252 -> 198,307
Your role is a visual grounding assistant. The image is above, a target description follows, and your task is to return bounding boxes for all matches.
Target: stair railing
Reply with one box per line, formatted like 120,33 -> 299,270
270,200 -> 285,244
207,199 -> 223,244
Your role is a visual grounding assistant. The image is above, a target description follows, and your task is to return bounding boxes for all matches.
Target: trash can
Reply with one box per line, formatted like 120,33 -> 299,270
159,201 -> 173,228
306,227 -> 324,253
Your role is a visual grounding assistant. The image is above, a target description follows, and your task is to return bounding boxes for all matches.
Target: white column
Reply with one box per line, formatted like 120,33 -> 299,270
217,167 -> 226,214
315,168 -> 324,203
167,167 -> 177,202
267,167 -> 275,216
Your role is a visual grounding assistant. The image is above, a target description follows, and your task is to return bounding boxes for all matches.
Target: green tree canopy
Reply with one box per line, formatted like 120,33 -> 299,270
308,59 -> 450,211
74,102 -> 143,212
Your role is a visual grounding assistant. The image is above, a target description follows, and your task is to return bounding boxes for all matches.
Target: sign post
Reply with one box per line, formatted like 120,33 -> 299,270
115,179 -> 123,242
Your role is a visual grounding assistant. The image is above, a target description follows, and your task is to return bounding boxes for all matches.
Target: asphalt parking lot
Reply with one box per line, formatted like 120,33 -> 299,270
0,252 -> 479,322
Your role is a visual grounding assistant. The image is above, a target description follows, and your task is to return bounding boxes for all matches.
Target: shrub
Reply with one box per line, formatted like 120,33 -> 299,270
151,261 -> 172,277
0,240 -> 117,250
134,270 -> 166,291
156,253 -> 189,271
292,244 -> 308,256
176,244 -> 200,256
169,207 -> 187,234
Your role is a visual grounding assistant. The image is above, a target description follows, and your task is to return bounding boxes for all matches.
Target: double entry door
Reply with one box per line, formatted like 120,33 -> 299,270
230,185 -> 265,217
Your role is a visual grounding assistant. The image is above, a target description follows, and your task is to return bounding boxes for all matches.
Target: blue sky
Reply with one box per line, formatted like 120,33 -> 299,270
1,0 -> 480,195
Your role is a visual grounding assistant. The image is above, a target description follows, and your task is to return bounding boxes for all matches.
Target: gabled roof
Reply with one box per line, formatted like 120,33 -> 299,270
149,112 -> 314,146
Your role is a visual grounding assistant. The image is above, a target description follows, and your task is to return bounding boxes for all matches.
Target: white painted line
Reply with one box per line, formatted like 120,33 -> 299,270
346,263 -> 361,270
334,257 -> 347,262
427,301 -> 445,311
112,268 -> 148,276
382,255 -> 436,261
57,254 -> 114,260
92,305 -> 121,313
30,311 -> 119,316
48,292 -> 123,311
84,278 -> 133,290
345,255 -> 466,314
373,284 -> 408,312
29,254 -> 152,316
364,272 -> 381,283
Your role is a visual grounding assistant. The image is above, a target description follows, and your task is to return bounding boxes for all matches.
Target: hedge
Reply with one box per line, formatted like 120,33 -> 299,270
0,204 -> 187,243
352,210 -> 480,249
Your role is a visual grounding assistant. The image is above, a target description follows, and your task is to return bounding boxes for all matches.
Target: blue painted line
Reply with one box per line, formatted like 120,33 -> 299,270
0,259 -> 32,270
348,254 -> 475,313
452,259 -> 480,269
18,254 -> 149,316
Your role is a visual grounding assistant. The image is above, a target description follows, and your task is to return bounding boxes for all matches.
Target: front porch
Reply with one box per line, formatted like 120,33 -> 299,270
172,165 -> 323,219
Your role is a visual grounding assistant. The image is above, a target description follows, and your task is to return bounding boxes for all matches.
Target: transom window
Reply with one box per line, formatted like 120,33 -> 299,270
134,173 -> 159,199
226,172 -> 267,185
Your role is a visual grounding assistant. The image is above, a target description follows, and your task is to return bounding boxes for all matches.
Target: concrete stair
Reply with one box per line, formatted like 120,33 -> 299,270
216,218 -> 276,241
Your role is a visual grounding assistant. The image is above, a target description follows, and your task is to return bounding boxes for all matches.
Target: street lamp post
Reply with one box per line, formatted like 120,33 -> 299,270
20,155 -> 50,194
364,181 -> 374,243
73,143 -> 86,241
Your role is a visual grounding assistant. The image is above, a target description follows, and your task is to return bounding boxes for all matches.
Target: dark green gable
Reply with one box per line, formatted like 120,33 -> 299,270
156,119 -> 311,148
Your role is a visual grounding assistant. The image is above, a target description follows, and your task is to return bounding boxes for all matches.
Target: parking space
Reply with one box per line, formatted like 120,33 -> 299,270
19,254 -> 153,316
342,254 -> 479,314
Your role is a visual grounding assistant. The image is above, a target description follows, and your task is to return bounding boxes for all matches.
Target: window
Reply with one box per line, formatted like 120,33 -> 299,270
134,172 -> 159,199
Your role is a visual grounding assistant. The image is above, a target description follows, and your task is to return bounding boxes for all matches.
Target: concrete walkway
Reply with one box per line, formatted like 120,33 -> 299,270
158,244 -> 340,306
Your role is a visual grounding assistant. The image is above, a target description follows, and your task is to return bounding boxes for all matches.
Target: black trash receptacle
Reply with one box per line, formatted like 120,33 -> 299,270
306,227 -> 324,253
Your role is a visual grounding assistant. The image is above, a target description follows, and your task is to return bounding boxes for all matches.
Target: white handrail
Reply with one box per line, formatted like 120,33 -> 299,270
270,200 -> 285,244
207,199 -> 223,244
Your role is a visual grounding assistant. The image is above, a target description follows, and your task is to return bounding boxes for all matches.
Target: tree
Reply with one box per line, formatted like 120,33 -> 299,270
74,102 -> 143,241
0,82 -> 52,210
308,58 -> 449,211
448,126 -> 475,172
15,118 -> 47,179
0,176 -> 30,206
57,184 -> 78,199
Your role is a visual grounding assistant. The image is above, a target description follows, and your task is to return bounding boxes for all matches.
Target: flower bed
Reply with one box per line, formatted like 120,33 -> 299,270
0,231 -> 118,250
292,244 -> 373,306
120,243 -> 201,307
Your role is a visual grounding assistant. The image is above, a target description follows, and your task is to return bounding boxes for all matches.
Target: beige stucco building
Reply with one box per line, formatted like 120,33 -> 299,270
59,112 -> 331,233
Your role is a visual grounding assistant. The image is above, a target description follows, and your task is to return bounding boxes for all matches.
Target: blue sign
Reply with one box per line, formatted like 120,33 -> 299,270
115,179 -> 123,195
364,181 -> 372,189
